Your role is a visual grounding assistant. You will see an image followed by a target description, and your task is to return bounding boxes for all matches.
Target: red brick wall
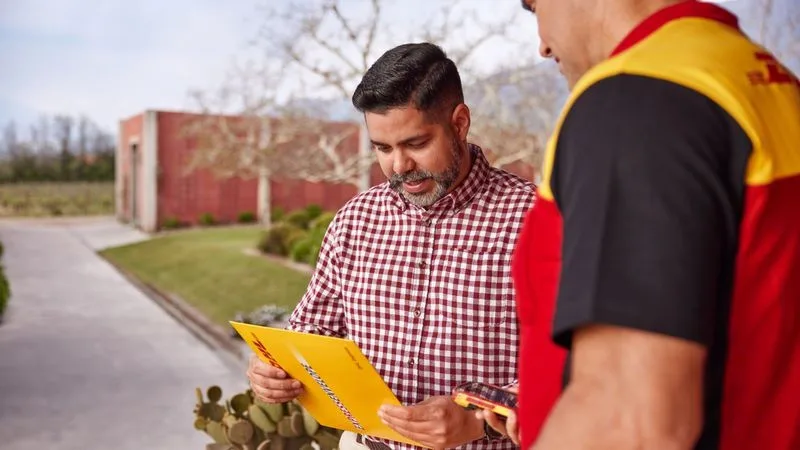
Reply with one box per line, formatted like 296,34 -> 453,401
155,111 -> 259,226
119,110 -> 538,230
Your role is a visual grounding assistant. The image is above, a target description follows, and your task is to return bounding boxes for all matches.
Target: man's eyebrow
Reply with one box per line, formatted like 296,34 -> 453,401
399,134 -> 430,145
370,134 -> 431,148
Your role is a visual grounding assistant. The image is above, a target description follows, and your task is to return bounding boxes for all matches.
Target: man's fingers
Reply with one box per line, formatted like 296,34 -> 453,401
379,411 -> 437,435
505,411 -> 520,445
482,410 -> 508,435
379,405 -> 414,421
379,401 -> 443,422
250,357 -> 288,378
251,384 -> 302,404
381,420 -> 440,449
258,375 -> 301,391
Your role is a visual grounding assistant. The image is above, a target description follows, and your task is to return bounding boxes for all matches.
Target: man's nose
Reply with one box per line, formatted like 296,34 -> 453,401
393,150 -> 414,175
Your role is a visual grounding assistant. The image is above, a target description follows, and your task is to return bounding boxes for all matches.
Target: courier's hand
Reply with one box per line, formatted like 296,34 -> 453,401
475,385 -> 520,445
379,395 -> 484,450
247,354 -> 303,403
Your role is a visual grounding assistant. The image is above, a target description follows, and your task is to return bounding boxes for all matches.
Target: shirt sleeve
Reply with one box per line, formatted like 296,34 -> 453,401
286,216 -> 347,337
550,74 -> 749,349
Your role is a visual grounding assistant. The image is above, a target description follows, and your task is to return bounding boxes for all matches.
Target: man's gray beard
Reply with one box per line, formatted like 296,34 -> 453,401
389,139 -> 464,208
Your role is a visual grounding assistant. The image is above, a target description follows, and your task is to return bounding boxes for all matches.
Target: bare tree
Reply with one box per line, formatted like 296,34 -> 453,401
188,0 -> 560,219
184,61 -> 326,226
466,63 -> 566,179
53,115 -> 74,180
250,0 -> 546,181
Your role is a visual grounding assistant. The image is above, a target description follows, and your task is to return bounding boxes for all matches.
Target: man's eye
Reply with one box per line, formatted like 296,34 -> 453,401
407,141 -> 428,149
374,145 -> 391,153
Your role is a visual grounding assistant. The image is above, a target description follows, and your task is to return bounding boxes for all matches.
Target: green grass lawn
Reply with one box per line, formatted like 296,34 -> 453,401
100,226 -> 311,327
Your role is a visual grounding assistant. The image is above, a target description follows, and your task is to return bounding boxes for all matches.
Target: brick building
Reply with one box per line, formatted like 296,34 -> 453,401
116,110 -> 384,232
116,109 -> 536,232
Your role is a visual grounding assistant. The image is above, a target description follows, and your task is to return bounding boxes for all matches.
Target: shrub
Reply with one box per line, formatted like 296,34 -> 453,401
0,245 -> 9,320
230,304 -> 291,339
270,206 -> 285,224
161,216 -> 184,230
0,267 -> 9,319
237,211 -> 256,224
284,210 -> 311,230
198,212 -> 216,226
289,238 -> 314,264
304,204 -> 323,221
307,244 -> 322,267
310,212 -> 335,235
257,223 -> 305,256
290,218 -> 330,267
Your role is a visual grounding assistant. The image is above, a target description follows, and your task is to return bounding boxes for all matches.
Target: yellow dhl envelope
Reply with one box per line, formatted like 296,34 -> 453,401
230,321 -> 427,448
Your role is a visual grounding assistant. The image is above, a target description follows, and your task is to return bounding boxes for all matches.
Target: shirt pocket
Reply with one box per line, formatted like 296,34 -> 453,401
436,246 -> 516,329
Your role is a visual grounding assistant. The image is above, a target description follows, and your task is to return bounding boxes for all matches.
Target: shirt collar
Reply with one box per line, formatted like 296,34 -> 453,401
387,143 -> 491,214
611,0 -> 740,57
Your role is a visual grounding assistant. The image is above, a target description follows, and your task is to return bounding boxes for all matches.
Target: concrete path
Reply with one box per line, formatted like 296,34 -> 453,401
0,217 -> 248,450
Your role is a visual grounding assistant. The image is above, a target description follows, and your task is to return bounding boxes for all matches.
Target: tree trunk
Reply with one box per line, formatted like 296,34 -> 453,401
257,167 -> 272,227
357,123 -> 372,193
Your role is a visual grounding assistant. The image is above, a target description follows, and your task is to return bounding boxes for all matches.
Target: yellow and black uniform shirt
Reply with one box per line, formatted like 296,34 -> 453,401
512,2 -> 800,449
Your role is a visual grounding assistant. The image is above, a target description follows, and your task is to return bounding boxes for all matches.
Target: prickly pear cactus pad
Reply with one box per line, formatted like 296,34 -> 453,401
194,386 -> 344,450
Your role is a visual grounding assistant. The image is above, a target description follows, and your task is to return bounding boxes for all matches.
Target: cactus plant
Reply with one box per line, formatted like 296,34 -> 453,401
194,385 -> 343,450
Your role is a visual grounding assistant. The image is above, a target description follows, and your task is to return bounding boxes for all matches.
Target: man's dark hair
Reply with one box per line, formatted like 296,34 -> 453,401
352,42 -> 464,118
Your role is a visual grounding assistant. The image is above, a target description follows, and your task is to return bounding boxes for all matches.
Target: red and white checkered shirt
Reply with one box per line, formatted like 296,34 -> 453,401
288,145 -> 534,450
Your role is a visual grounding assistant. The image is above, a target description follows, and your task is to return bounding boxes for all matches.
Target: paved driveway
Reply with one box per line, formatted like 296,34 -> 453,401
0,217 -> 248,450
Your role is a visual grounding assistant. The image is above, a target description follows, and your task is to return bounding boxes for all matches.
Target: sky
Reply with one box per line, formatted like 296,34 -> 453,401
0,0 -> 756,136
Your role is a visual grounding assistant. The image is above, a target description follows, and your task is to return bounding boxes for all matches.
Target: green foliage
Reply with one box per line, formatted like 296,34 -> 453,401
0,182 -> 114,217
194,385 -> 342,450
288,214 -> 332,266
270,206 -> 285,224
284,210 -> 311,230
309,212 -> 335,235
230,305 -> 290,340
199,212 -> 217,226
161,216 -> 185,230
289,239 -> 314,264
304,204 -> 323,221
258,224 -> 305,256
0,114 -> 115,183
0,267 -> 9,320
237,211 -> 256,224
0,243 -> 9,320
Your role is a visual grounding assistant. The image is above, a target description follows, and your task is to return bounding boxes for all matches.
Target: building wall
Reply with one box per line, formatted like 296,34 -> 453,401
117,113 -> 144,224
117,109 -> 539,231
155,111 -> 260,227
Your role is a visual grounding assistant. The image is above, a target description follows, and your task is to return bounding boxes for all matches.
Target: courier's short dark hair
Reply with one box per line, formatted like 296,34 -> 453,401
352,42 -> 464,118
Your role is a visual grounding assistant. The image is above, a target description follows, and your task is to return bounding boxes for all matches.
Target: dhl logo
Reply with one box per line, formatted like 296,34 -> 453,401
748,51 -> 800,87
252,333 -> 283,370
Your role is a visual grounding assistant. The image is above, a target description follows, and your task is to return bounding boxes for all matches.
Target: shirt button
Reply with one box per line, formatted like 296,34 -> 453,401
408,358 -> 415,367
422,219 -> 431,226
418,261 -> 427,269
413,308 -> 421,317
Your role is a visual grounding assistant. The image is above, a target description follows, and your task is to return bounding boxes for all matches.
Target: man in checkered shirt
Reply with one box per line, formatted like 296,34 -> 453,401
247,42 -> 533,450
